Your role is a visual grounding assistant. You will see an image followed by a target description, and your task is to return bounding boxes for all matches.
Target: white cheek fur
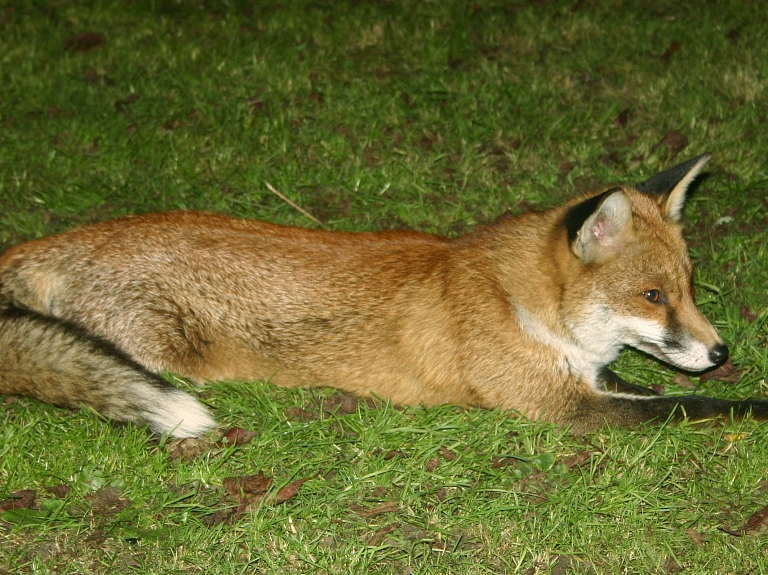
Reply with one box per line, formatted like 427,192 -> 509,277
515,304 -> 623,380
514,302 -> 716,380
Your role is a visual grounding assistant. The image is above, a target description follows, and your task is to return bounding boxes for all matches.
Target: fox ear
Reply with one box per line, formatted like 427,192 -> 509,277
567,188 -> 632,263
635,152 -> 712,222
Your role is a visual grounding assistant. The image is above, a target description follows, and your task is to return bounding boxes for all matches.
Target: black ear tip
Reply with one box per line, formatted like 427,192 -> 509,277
635,153 -> 713,196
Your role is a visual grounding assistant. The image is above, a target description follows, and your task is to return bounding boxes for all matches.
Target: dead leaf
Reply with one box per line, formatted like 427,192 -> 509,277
515,470 -> 548,492
450,529 -> 483,551
561,450 -> 591,469
551,555 -> 571,575
721,503 -> 768,536
86,486 -> 131,516
600,151 -> 621,167
662,556 -> 683,574
215,472 -> 311,521
439,447 -> 458,461
166,436 -> 215,462
401,523 -> 431,541
671,372 -> 696,389
660,41 -> 682,63
216,427 -> 258,448
64,32 -> 105,52
352,501 -> 400,518
222,473 -> 272,498
275,477 -> 310,504
490,456 -> 518,469
364,146 -> 384,167
161,119 -> 186,131
0,490 -> 36,511
203,507 -> 239,526
320,394 -> 359,415
658,131 -> 688,157
651,383 -> 666,395
284,407 -> 318,422
371,486 -> 389,498
28,541 -> 61,563
741,305 -> 758,323
426,457 -> 440,473
616,108 -> 630,127
558,161 -> 574,177
85,528 -> 106,542
372,448 -> 404,459
699,357 -> 740,383
363,397 -> 382,410
114,94 -> 139,114
341,395 -> 359,413
47,484 -> 71,499
248,95 -> 266,113
116,554 -> 140,570
368,523 -> 398,545
741,503 -> 768,533
687,527 -> 704,544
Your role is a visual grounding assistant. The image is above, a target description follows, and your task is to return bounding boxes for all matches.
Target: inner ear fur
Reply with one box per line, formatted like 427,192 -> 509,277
567,188 -> 633,264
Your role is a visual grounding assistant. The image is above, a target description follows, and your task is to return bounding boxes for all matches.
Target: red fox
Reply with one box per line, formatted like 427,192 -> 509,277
1,153 -> 766,437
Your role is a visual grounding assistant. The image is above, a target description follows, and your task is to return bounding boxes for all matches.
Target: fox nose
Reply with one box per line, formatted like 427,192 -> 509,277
708,344 -> 729,365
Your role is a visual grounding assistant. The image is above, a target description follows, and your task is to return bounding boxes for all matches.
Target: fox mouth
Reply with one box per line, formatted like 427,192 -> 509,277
634,340 -> 716,373
635,341 -> 675,365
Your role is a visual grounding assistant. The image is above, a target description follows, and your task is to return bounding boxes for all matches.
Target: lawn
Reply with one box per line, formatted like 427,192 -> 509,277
2,0 -> 768,573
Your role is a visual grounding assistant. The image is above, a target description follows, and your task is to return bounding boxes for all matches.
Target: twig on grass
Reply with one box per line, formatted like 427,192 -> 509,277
265,181 -> 324,227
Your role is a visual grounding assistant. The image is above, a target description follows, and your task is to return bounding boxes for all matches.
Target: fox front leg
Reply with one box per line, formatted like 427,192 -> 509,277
597,368 -> 659,397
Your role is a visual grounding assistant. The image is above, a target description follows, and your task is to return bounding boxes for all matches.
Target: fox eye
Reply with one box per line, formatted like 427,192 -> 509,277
643,290 -> 661,303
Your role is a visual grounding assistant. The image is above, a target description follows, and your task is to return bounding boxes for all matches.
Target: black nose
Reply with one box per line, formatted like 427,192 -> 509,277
708,344 -> 729,365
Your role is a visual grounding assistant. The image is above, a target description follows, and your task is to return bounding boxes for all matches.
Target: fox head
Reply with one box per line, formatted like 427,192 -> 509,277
562,153 -> 728,373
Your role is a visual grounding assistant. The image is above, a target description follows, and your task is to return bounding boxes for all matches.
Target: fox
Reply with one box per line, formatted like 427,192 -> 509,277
1,152 -> 767,437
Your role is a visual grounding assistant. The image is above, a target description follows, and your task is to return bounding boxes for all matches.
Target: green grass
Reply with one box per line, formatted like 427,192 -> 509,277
2,0 -> 768,573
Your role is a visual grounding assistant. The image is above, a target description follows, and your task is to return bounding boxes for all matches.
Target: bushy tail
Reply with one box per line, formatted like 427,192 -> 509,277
568,389 -> 768,434
0,306 -> 216,437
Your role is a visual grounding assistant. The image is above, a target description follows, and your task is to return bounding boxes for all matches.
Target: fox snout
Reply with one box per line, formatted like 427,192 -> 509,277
673,300 -> 730,372
647,322 -> 727,373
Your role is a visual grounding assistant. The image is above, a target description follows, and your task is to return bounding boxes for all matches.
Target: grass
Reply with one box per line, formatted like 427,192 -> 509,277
2,0 -> 768,573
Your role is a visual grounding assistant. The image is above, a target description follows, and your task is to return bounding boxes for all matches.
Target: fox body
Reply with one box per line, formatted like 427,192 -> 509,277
2,154 -> 767,437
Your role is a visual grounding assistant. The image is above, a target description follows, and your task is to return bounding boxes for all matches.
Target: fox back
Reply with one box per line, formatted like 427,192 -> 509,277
1,153 -> 766,436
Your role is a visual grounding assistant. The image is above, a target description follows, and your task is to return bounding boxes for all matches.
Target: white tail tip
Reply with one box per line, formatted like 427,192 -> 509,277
146,390 -> 217,438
